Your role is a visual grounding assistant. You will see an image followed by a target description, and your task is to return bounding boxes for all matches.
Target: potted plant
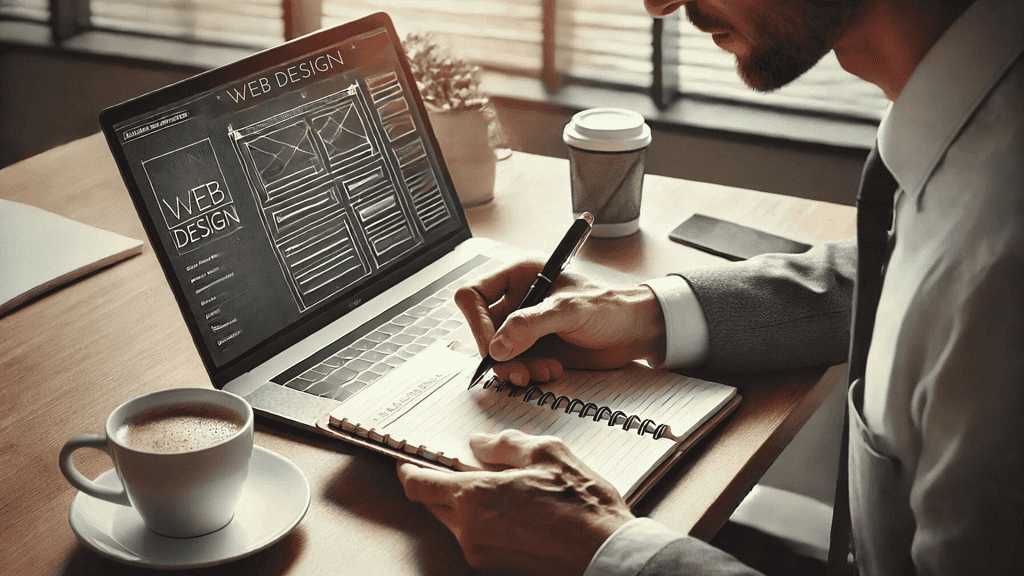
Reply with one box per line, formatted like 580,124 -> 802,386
404,31 -> 499,207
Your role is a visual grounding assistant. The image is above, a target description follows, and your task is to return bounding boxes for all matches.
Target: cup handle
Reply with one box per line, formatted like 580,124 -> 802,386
59,434 -> 131,506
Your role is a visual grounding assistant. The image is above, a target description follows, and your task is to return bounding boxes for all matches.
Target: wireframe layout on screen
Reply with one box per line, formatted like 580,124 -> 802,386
100,13 -> 498,429
109,22 -> 464,369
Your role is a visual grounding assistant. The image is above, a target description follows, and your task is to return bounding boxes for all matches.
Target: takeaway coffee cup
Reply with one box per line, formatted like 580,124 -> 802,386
59,388 -> 254,538
563,108 -> 652,237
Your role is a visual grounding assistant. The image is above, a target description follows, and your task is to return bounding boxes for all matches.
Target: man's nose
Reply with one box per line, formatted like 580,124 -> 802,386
644,0 -> 687,19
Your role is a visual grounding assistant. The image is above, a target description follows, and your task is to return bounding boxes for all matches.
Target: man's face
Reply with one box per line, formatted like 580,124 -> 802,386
643,0 -> 862,91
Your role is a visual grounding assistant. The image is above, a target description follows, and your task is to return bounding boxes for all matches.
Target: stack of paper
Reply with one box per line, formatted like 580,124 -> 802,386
0,199 -> 143,315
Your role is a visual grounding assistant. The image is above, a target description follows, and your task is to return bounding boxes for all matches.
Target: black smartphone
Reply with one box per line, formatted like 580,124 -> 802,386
669,213 -> 812,261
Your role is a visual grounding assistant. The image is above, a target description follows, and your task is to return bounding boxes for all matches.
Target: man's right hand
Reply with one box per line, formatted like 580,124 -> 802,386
454,259 -> 667,386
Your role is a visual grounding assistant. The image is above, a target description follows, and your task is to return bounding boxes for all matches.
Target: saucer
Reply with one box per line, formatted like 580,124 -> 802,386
69,445 -> 310,570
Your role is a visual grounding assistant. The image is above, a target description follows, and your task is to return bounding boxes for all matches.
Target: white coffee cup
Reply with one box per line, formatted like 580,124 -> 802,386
563,108 -> 652,237
59,388 -> 254,538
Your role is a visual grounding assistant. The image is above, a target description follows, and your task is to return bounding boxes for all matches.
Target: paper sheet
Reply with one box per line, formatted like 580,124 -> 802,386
0,199 -> 144,315
331,341 -> 736,499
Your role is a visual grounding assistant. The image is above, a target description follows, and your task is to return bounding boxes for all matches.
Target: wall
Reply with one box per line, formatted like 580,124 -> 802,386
0,50 -> 196,168
0,47 -> 852,505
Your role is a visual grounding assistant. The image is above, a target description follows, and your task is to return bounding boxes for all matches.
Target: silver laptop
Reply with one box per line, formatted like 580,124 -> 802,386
100,13 -> 503,431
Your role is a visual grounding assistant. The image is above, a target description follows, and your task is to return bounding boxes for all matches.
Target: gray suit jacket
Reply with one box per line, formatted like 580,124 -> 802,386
681,238 -> 856,374
638,239 -> 856,575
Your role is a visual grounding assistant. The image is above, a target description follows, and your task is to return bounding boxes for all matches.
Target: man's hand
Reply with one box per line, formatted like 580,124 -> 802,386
397,430 -> 636,576
454,259 -> 667,386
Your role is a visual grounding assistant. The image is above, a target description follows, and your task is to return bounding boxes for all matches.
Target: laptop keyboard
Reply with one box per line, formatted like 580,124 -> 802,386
271,255 -> 489,402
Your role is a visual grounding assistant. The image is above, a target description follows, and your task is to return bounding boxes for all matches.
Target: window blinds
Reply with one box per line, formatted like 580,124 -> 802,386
0,0 -> 887,120
557,1 -> 652,88
0,0 -> 49,22
671,17 -> 888,119
90,0 -> 284,48
322,0 -> 542,74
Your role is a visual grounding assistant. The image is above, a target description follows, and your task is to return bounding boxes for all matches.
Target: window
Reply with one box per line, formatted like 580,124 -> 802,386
322,1 -> 543,75
0,0 -> 47,22
671,17 -> 887,120
89,0 -> 284,48
555,2 -> 655,90
0,0 -> 887,122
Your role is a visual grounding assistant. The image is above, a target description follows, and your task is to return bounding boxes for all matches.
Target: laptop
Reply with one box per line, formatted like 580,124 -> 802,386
100,12 -> 505,431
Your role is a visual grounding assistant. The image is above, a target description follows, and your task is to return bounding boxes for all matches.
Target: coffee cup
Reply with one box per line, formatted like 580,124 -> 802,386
563,108 -> 652,237
59,387 -> 254,538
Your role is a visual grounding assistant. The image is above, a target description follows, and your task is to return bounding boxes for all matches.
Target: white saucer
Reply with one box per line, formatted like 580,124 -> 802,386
69,445 -> 310,570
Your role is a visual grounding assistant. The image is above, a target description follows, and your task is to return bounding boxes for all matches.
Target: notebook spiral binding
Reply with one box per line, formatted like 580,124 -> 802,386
482,379 -> 669,440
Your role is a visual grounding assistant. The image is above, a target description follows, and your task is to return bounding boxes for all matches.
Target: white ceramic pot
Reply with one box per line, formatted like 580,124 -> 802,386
428,108 -> 496,208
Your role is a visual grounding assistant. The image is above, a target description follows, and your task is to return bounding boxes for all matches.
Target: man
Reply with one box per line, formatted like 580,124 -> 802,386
397,0 -> 1024,574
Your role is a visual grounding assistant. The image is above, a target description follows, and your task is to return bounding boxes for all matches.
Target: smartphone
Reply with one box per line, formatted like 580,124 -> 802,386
669,213 -> 812,261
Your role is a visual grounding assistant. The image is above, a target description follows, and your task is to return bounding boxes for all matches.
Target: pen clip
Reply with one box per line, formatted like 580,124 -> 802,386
563,226 -> 592,271
559,212 -> 593,273
537,212 -> 595,291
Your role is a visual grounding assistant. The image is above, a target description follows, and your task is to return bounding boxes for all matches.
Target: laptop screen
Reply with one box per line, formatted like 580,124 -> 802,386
101,14 -> 470,383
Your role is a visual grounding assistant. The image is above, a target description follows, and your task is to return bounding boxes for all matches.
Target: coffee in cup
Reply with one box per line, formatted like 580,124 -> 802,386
59,388 -> 254,538
117,402 -> 246,454
563,108 -> 652,237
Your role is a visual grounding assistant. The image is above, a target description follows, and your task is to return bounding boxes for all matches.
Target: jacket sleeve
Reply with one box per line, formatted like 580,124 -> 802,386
636,537 -> 765,576
676,238 -> 856,373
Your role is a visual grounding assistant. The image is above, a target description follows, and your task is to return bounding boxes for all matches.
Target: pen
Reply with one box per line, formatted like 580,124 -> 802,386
468,212 -> 595,389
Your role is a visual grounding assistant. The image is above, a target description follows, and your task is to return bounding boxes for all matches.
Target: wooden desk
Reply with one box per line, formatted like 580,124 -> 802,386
0,133 -> 855,575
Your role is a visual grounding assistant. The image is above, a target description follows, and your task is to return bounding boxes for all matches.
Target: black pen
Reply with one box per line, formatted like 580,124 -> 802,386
468,212 -> 595,389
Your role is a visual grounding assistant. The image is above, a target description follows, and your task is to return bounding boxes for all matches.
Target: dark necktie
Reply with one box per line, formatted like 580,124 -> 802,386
827,144 -> 898,576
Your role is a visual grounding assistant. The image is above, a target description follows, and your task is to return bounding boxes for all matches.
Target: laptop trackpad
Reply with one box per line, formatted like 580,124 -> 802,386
245,383 -> 340,430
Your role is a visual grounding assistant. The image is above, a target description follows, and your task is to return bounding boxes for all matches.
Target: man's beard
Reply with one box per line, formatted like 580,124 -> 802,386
687,0 -> 863,92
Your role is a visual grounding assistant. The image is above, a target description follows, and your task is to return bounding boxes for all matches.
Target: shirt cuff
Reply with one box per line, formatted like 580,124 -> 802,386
583,518 -> 684,576
642,275 -> 710,368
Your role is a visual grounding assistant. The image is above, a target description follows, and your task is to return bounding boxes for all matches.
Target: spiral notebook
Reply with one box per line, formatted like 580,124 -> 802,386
316,341 -> 740,503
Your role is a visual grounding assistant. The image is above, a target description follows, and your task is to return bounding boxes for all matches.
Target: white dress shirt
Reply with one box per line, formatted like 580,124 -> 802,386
585,0 -> 1024,573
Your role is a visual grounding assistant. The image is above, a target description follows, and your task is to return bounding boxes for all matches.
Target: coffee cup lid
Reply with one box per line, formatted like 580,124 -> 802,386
563,108 -> 652,152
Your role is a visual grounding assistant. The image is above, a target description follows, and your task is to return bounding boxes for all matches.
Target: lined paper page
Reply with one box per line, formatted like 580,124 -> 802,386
331,343 -> 677,497
329,341 -> 734,498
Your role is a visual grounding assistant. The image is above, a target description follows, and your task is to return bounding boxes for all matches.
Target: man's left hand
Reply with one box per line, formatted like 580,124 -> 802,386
397,429 -> 636,576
